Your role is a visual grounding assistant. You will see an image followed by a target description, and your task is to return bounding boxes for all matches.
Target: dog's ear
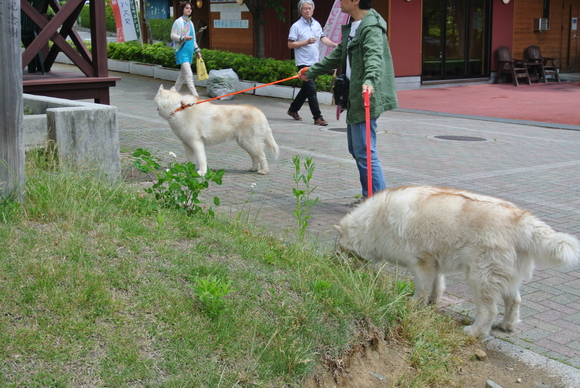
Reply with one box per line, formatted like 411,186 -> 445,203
334,225 -> 342,235
159,84 -> 164,92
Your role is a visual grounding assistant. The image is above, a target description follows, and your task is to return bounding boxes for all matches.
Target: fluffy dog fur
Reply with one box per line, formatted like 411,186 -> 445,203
336,185 -> 580,338
154,85 -> 279,175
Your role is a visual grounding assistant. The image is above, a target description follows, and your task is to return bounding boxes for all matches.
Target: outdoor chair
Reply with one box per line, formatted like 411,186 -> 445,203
493,46 -> 531,86
525,45 -> 560,82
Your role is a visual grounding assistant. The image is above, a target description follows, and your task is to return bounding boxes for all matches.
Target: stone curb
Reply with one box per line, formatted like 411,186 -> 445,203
486,339 -> 580,387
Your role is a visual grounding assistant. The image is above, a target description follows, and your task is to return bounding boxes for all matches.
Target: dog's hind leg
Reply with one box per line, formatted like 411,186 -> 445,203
238,139 -> 268,174
463,264 -> 501,338
499,286 -> 522,332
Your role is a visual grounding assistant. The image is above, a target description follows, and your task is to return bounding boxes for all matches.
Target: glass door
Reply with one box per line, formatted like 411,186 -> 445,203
422,0 -> 490,81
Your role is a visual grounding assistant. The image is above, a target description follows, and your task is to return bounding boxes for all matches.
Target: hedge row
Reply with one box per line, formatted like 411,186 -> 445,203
106,41 -> 334,91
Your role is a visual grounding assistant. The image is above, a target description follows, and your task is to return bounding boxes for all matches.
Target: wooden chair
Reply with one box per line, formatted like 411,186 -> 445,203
494,46 -> 531,86
525,45 -> 560,83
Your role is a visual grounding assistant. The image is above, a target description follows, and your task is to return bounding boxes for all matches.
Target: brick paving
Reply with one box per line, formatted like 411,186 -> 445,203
108,69 -> 580,369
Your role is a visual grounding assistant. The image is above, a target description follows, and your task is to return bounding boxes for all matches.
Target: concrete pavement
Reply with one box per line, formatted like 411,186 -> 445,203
103,67 -> 580,381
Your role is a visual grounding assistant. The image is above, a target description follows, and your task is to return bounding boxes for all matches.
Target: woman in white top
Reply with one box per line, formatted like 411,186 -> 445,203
171,1 -> 202,96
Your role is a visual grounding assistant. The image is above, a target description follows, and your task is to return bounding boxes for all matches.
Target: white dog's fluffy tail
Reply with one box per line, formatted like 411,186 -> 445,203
521,214 -> 580,269
266,131 -> 280,159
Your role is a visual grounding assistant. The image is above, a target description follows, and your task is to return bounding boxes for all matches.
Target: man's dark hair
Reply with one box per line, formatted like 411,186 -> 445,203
359,0 -> 372,10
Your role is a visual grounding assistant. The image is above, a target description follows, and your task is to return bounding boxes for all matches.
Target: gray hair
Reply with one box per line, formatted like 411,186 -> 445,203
298,0 -> 315,12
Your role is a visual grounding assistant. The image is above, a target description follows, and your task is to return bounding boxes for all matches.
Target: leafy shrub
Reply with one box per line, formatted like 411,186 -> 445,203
78,2 -> 116,32
105,40 -> 333,90
142,42 -> 177,68
107,41 -> 144,62
149,19 -> 173,42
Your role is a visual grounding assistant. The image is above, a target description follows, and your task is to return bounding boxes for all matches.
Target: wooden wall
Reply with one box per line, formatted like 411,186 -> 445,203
513,0 -> 580,71
209,2 -> 253,56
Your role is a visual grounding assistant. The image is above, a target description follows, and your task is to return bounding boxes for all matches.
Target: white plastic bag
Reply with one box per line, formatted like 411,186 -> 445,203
206,68 -> 239,100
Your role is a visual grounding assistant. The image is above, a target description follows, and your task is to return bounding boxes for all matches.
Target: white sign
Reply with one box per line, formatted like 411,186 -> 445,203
111,0 -> 141,42
214,19 -> 249,29
572,17 -> 578,31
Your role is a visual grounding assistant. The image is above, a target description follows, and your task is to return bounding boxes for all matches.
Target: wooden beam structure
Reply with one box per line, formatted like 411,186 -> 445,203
20,0 -> 120,104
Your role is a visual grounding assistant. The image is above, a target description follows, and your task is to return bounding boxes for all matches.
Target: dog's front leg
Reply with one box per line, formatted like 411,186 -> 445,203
189,140 -> 207,176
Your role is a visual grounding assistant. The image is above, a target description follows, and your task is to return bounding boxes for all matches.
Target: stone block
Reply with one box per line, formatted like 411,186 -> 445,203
108,59 -> 131,73
129,62 -> 161,77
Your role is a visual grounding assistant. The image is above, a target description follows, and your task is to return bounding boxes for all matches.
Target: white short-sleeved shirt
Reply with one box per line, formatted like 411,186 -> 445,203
288,17 -> 325,67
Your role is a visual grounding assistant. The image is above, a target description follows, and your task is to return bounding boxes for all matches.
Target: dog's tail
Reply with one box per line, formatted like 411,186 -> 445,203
520,213 -> 580,269
266,130 -> 280,159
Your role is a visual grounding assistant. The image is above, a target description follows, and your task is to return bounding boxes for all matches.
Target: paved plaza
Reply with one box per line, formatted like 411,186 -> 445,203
104,68 -> 580,375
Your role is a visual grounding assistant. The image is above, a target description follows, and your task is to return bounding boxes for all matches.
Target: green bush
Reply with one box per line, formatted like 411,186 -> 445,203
149,19 -> 173,42
78,2 -> 116,32
107,41 -> 144,62
106,41 -> 332,90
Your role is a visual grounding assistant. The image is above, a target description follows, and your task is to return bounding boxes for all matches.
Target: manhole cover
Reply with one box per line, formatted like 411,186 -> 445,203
326,127 -> 347,133
433,135 -> 488,142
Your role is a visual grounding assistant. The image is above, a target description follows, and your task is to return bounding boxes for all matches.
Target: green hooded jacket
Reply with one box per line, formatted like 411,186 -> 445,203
305,9 -> 398,124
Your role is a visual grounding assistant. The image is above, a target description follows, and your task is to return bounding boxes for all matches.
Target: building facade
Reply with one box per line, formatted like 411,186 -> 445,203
177,0 -> 579,89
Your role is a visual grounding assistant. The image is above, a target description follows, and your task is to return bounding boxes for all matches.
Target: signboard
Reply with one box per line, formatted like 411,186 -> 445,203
111,0 -> 141,42
211,1 -> 249,29
572,17 -> 578,31
319,0 -> 350,61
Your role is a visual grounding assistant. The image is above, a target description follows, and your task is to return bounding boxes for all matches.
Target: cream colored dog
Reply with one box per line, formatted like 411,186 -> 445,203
154,85 -> 279,175
336,185 -> 580,339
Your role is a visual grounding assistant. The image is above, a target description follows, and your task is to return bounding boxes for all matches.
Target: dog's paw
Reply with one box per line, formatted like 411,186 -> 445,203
248,167 -> 258,172
197,170 -> 206,176
258,170 -> 268,175
463,325 -> 488,339
499,319 -> 520,332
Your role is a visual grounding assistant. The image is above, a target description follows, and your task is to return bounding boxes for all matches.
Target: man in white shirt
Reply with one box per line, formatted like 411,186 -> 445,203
287,0 -> 337,126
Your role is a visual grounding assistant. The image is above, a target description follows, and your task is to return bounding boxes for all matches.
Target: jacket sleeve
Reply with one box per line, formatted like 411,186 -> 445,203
305,40 -> 344,79
361,26 -> 385,89
171,20 -> 182,43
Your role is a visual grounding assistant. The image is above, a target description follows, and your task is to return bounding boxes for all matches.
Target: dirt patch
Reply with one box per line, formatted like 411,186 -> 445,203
305,336 -> 570,388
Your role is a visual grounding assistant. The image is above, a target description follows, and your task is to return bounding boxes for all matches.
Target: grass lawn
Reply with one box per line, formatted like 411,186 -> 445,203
0,149 -> 473,387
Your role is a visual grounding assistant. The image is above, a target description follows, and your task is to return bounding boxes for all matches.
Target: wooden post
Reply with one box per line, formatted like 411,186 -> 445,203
0,0 -> 25,201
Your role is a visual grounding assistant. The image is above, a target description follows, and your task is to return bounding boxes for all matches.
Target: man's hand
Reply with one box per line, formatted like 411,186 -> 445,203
298,67 -> 310,81
362,84 -> 374,96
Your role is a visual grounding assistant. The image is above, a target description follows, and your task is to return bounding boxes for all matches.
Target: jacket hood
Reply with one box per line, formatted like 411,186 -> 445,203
360,9 -> 386,33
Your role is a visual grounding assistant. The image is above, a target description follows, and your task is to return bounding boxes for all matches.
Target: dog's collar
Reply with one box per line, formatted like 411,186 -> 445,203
171,102 -> 195,116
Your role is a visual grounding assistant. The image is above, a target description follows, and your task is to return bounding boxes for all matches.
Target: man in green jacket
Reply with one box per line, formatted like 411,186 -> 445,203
299,0 -> 398,202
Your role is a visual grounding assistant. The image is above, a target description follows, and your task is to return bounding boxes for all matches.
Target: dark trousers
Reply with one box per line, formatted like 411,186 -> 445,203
289,65 -> 322,120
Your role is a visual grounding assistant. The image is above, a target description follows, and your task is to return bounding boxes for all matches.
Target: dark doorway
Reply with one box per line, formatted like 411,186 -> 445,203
422,0 -> 491,81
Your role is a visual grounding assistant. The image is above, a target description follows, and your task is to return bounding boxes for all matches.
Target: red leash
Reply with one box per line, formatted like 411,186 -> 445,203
364,89 -> 372,198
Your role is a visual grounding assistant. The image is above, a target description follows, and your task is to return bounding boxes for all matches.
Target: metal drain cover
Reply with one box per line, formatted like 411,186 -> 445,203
433,135 -> 488,142
326,127 -> 348,133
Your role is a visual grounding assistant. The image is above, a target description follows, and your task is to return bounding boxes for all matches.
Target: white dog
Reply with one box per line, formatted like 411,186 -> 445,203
336,185 -> 580,339
154,85 -> 279,175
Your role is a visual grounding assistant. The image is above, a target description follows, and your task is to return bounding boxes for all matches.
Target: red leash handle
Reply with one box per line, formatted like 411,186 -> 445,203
364,89 -> 372,198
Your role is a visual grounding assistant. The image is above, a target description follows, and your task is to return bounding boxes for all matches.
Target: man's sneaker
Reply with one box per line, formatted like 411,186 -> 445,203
287,110 -> 303,121
314,117 -> 328,126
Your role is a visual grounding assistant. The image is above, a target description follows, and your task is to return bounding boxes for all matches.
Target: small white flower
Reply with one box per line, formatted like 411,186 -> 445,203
169,152 -> 177,158
250,182 -> 257,188
166,168 -> 170,172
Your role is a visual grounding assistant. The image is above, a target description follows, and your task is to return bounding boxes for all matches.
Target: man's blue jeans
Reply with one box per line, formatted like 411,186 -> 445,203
346,118 -> 387,197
